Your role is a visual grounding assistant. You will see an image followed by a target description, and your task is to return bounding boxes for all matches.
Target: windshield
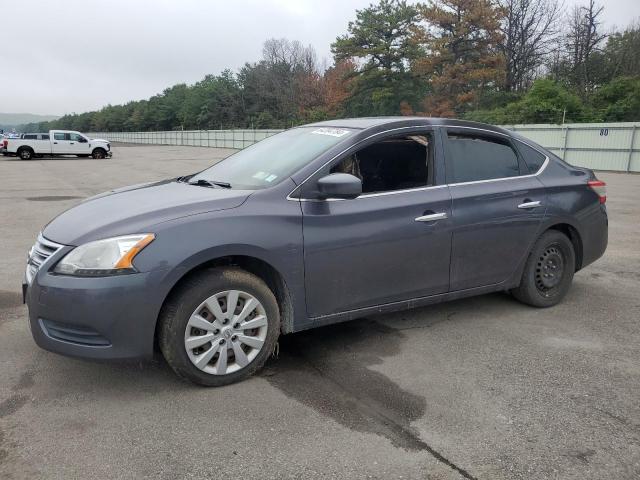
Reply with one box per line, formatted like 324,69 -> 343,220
189,127 -> 355,189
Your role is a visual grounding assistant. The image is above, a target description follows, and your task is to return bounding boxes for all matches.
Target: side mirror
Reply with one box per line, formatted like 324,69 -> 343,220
78,137 -> 88,143
316,173 -> 362,200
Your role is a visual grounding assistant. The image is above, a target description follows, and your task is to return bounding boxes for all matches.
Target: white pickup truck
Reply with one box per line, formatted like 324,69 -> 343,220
3,130 -> 112,160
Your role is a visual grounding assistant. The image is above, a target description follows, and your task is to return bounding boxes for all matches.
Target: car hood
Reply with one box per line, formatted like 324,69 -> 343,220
43,180 -> 251,245
90,137 -> 109,143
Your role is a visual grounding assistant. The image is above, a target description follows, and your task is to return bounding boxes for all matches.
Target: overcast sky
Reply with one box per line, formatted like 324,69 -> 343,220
1,0 -> 638,116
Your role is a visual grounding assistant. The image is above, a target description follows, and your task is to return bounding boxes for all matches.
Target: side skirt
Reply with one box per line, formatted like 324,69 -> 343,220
293,280 -> 519,333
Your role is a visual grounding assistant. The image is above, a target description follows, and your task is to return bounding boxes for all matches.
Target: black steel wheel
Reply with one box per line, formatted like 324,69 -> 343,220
512,230 -> 576,308
535,245 -> 565,297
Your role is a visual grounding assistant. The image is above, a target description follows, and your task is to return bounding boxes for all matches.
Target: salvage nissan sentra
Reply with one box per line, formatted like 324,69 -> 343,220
24,118 -> 608,386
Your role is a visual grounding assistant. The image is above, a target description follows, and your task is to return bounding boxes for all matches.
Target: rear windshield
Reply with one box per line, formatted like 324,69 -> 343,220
190,127 -> 354,189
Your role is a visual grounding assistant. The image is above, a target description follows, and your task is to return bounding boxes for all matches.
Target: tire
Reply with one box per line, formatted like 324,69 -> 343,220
512,230 -> 576,308
159,267 -> 280,386
18,148 -> 33,160
92,148 -> 106,159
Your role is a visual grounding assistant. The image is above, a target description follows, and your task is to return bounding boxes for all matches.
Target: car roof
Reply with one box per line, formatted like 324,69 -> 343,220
305,116 -> 512,136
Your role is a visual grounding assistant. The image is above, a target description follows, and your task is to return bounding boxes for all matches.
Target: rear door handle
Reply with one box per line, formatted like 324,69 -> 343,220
518,200 -> 541,209
415,212 -> 448,222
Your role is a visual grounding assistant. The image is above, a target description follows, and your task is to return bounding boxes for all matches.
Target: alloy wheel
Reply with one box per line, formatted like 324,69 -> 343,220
184,290 -> 268,375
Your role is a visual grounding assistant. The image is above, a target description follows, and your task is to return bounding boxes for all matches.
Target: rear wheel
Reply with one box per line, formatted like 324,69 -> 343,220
159,268 -> 280,386
512,230 -> 575,308
18,148 -> 33,160
91,148 -> 106,159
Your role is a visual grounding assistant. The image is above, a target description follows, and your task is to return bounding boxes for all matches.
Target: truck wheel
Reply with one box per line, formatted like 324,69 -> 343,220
159,267 -> 280,387
511,230 -> 576,308
92,148 -> 106,159
18,148 -> 33,160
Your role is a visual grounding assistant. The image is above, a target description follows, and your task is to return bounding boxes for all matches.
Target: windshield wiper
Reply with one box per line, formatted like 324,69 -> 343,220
188,179 -> 232,189
176,174 -> 195,183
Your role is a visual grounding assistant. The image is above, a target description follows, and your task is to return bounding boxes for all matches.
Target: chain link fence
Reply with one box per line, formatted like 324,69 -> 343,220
91,122 -> 640,172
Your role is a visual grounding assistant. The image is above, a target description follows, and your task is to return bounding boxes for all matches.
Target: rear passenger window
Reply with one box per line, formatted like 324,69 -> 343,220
446,133 -> 520,183
516,141 -> 546,173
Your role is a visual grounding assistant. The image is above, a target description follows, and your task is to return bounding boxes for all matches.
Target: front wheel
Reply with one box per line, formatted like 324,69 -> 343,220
512,230 -> 576,308
159,268 -> 280,386
92,148 -> 106,159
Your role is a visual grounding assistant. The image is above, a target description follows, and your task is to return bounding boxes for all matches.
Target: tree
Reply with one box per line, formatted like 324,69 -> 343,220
412,0 -> 506,117
600,22 -> 640,80
240,38 -> 324,127
323,60 -> 358,117
499,0 -> 563,91
565,0 -> 608,94
465,78 -> 586,124
331,0 -> 423,115
590,76 -> 640,121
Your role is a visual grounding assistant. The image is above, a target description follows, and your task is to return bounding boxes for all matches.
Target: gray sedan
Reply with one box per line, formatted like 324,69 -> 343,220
23,118 -> 608,386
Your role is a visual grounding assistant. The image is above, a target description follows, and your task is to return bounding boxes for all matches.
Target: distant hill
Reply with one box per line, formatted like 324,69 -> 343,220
0,112 -> 60,130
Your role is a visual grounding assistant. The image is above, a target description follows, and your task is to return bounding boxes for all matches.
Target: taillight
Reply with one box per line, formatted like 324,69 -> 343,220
588,180 -> 607,204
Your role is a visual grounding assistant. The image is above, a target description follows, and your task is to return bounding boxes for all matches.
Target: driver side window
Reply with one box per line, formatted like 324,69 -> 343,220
330,133 -> 434,194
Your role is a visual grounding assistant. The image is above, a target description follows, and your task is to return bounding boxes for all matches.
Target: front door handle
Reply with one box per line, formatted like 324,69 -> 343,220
518,200 -> 542,209
415,212 -> 448,222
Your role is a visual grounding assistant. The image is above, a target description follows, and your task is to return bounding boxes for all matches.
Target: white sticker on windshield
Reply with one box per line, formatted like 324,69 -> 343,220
311,128 -> 350,138
265,174 -> 278,182
252,171 -> 268,180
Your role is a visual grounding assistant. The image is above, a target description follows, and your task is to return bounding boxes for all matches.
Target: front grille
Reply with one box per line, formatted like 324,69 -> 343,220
40,319 -> 110,346
26,234 -> 63,283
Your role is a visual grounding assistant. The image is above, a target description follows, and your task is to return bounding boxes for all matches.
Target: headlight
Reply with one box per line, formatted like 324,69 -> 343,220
54,234 -> 155,276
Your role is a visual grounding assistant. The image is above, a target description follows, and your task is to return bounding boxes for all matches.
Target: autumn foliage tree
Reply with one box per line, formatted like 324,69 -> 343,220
412,0 -> 506,117
323,60 -> 358,117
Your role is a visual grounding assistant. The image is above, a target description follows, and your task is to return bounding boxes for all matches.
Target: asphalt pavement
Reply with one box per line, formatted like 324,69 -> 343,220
1,145 -> 639,479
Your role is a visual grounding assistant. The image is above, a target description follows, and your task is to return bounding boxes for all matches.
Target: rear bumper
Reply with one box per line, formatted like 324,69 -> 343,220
25,268 -> 168,360
580,204 -> 608,269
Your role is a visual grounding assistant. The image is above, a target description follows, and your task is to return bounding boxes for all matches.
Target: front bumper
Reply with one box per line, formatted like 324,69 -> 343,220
24,267 -> 167,360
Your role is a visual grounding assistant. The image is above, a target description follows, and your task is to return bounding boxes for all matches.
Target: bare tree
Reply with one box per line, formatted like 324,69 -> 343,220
500,0 -> 564,91
565,0 -> 607,92
262,38 -> 319,74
